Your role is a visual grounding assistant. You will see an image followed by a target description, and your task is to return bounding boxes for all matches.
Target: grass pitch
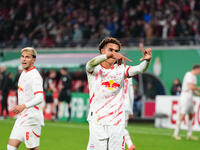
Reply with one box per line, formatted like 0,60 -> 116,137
0,119 -> 200,150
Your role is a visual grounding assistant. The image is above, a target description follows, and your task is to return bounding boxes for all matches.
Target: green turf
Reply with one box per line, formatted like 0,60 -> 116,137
0,119 -> 200,150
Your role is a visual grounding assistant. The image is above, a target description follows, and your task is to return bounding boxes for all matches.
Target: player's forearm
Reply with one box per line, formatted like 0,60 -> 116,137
188,83 -> 199,91
86,54 -> 107,73
194,90 -> 200,96
25,93 -> 44,108
127,60 -> 150,77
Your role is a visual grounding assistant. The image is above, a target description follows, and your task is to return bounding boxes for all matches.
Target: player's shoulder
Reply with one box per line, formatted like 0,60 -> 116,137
185,71 -> 192,77
186,71 -> 195,77
185,72 -> 196,82
87,64 -> 101,75
31,68 -> 42,79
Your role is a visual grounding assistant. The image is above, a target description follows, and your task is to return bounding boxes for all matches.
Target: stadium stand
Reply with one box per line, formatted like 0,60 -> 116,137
0,0 -> 200,48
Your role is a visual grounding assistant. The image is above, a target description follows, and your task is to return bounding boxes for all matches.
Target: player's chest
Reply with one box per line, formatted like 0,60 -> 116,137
18,74 -> 32,90
100,68 -> 123,80
98,69 -> 124,89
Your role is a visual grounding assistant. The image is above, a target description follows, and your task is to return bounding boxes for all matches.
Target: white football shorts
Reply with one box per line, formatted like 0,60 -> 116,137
87,122 -> 125,150
9,122 -> 42,148
179,96 -> 194,115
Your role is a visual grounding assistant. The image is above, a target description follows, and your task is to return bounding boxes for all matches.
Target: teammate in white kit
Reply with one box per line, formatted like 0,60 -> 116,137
7,47 -> 44,150
86,37 -> 152,150
173,64 -> 200,140
123,78 -> 136,150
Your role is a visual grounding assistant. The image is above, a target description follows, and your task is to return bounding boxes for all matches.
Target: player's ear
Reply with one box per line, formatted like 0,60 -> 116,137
32,57 -> 36,63
100,48 -> 105,54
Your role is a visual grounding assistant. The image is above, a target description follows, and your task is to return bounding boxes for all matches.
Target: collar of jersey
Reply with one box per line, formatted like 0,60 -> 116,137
100,64 -> 114,69
26,66 -> 36,73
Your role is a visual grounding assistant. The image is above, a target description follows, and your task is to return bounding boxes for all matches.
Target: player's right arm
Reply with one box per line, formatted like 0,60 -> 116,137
86,52 -> 131,73
12,75 -> 44,114
188,83 -> 200,91
86,54 -> 107,73
12,93 -> 44,114
188,83 -> 200,96
194,90 -> 200,96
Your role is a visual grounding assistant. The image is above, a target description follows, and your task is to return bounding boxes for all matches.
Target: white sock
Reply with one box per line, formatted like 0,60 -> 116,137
174,120 -> 181,136
124,128 -> 133,148
187,120 -> 193,137
7,145 -> 17,150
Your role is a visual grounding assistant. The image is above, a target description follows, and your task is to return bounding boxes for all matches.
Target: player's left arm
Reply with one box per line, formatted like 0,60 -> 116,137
188,83 -> 200,91
194,90 -> 200,96
126,44 -> 152,77
12,76 -> 44,114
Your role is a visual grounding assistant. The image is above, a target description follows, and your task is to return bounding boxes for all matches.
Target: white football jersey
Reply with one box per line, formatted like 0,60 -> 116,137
16,66 -> 44,126
87,64 -> 131,126
123,78 -> 134,114
181,71 -> 197,98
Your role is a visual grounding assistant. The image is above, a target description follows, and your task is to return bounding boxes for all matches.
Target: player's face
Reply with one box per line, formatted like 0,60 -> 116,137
21,51 -> 36,70
101,43 -> 120,64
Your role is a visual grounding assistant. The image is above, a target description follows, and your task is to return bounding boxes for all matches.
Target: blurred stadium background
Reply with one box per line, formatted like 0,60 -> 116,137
1,0 -> 200,149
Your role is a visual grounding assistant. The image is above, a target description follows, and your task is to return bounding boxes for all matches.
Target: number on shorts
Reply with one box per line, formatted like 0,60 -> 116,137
26,132 -> 29,141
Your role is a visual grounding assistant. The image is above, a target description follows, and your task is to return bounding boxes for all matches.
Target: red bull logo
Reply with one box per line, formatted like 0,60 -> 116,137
101,80 -> 120,90
18,85 -> 23,92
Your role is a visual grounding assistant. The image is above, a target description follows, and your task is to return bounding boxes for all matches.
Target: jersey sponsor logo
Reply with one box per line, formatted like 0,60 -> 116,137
101,80 -> 120,90
18,85 -> 23,92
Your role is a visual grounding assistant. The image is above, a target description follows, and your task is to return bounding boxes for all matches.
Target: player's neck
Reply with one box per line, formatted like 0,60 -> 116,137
25,65 -> 35,71
101,61 -> 114,69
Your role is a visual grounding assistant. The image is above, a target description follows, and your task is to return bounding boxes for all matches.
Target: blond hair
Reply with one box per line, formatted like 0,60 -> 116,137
21,47 -> 37,58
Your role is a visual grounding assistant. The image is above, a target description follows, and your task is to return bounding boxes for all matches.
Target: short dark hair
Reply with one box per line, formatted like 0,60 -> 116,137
61,67 -> 67,71
98,37 -> 121,52
193,64 -> 200,70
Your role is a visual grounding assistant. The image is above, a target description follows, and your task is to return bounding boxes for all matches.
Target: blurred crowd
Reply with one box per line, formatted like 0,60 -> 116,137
0,0 -> 200,48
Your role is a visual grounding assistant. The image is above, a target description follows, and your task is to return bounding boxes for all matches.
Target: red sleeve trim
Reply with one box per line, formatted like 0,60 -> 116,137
34,106 -> 39,110
34,91 -> 44,95
126,66 -> 131,77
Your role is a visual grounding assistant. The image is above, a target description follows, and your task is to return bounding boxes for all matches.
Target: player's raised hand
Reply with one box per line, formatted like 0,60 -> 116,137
112,51 -> 132,66
139,44 -> 152,62
11,104 -> 26,114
